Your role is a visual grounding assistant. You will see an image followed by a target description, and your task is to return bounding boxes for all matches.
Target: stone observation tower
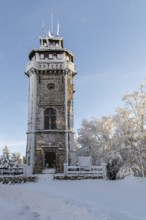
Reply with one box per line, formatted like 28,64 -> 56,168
25,29 -> 77,173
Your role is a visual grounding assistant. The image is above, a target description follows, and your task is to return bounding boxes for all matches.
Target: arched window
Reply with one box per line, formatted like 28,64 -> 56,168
44,108 -> 57,130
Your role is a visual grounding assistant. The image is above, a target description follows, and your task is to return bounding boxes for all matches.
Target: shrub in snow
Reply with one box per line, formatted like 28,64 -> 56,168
105,151 -> 123,180
130,163 -> 142,176
116,165 -> 134,179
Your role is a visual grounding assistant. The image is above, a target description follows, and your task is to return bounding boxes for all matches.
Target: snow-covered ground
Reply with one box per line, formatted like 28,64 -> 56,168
0,172 -> 146,220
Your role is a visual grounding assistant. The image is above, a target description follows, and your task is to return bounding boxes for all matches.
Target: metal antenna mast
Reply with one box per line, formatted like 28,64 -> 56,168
41,18 -> 45,35
51,13 -> 54,35
57,23 -> 60,36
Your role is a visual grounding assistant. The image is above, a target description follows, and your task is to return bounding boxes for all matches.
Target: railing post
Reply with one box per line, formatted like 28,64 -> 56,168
23,164 -> 32,177
102,163 -> 107,180
64,163 -> 68,176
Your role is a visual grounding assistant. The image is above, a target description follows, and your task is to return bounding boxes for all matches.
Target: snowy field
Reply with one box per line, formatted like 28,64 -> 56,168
0,173 -> 146,220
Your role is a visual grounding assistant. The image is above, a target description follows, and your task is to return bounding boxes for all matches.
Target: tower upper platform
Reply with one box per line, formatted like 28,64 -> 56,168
26,33 -> 77,75
39,33 -> 64,49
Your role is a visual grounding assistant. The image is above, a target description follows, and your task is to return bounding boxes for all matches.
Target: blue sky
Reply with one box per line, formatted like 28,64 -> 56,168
0,0 -> 146,155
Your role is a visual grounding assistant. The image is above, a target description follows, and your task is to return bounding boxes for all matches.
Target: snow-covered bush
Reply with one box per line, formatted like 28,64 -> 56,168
116,165 -> 134,179
105,151 -> 123,180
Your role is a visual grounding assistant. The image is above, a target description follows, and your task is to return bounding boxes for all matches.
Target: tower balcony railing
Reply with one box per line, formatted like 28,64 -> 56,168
65,61 -> 76,73
26,61 -> 39,72
26,60 -> 76,73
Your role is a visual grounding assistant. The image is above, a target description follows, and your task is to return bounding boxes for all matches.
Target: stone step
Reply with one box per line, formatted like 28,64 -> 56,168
42,168 -> 55,174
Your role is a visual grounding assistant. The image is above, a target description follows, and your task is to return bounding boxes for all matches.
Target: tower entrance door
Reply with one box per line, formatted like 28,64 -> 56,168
45,152 -> 56,168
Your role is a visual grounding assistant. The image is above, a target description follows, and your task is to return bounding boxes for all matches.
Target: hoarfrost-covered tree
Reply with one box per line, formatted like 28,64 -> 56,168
11,152 -> 22,167
113,108 -> 142,177
118,81 -> 146,177
108,81 -> 146,178
122,80 -> 146,132
0,146 -> 10,168
0,146 -> 22,169
2,145 -> 10,159
77,80 -> 146,179
77,116 -> 115,164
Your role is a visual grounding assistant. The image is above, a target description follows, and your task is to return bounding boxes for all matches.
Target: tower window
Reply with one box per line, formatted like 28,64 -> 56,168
54,54 -> 57,59
49,54 -> 53,59
44,108 -> 57,130
40,54 -> 44,59
57,54 -> 62,59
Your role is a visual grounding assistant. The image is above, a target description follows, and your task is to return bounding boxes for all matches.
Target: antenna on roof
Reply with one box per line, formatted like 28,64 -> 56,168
57,23 -> 60,36
51,13 -> 54,36
41,18 -> 45,35
48,30 -> 52,37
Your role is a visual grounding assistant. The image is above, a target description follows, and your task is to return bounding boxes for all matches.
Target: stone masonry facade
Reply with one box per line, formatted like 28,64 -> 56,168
25,34 -> 76,173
